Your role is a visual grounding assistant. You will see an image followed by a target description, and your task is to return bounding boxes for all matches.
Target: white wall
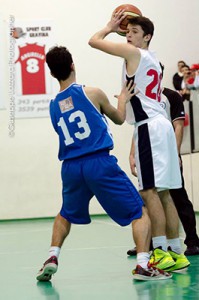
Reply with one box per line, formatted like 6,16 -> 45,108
0,0 -> 199,219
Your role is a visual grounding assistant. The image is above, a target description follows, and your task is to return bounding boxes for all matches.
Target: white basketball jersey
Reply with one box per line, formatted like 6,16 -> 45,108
122,48 -> 167,124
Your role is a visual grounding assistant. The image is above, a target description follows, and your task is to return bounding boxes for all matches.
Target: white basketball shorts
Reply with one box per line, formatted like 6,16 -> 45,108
133,115 -> 182,191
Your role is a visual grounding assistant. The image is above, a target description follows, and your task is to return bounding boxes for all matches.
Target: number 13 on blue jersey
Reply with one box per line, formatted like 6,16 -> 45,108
58,110 -> 91,146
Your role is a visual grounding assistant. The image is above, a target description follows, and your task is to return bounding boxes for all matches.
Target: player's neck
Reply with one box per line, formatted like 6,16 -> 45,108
59,74 -> 76,91
141,44 -> 149,50
140,40 -> 149,50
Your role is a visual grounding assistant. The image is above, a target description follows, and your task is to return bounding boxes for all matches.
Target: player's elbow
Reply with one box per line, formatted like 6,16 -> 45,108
117,121 -> 124,125
88,38 -> 94,47
115,118 -> 125,125
88,38 -> 97,48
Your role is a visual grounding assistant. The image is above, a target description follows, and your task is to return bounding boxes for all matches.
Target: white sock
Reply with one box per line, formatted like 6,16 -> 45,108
167,238 -> 182,254
137,252 -> 150,269
152,236 -> 167,251
49,246 -> 61,258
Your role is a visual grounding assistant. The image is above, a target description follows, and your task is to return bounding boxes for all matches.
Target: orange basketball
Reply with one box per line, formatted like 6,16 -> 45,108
113,4 -> 142,35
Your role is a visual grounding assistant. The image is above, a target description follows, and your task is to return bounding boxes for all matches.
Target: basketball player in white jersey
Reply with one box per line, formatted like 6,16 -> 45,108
89,11 -> 190,271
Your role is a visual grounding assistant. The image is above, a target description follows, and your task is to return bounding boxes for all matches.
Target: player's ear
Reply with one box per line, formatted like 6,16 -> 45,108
144,34 -> 151,42
71,63 -> 75,71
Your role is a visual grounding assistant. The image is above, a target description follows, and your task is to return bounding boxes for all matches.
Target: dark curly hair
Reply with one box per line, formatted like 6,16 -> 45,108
46,46 -> 73,81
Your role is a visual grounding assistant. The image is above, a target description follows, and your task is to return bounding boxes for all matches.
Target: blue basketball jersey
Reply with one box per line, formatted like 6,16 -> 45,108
50,83 -> 114,160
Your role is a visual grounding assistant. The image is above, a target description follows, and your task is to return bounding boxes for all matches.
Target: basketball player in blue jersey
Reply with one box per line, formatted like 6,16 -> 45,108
36,46 -> 171,281
89,12 -> 190,272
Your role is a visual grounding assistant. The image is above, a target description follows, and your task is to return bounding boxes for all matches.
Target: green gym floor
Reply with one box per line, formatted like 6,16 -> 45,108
1,215 -> 199,300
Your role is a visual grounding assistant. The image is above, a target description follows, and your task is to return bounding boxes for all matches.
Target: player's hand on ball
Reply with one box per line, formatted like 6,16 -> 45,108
107,9 -> 127,33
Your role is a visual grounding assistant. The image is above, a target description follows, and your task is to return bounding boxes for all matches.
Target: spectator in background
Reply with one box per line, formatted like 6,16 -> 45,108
185,64 -> 199,90
180,65 -> 191,101
173,62 -> 199,96
193,70 -> 199,89
173,61 -> 186,91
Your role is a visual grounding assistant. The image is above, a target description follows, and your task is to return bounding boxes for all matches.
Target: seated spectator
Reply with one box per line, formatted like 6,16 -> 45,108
173,60 -> 186,91
193,71 -> 199,89
190,64 -> 199,89
180,65 -> 191,101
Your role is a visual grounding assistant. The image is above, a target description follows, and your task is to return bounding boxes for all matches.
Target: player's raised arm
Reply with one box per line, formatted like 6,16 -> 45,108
88,9 -> 138,61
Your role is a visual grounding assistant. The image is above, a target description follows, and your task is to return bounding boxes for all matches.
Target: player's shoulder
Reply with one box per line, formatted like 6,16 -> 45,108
84,86 -> 101,92
83,86 -> 107,111
173,72 -> 179,78
84,86 -> 106,98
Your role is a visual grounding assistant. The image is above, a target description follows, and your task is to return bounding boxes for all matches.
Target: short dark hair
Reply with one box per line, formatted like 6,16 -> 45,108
46,46 -> 73,81
178,60 -> 186,65
181,64 -> 190,70
128,16 -> 154,45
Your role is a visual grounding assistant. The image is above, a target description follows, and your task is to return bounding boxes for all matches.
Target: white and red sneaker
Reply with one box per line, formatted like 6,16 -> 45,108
36,256 -> 58,281
132,264 -> 172,281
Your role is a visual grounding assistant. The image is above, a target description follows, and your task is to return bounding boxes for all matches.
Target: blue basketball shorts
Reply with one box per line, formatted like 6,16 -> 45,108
60,151 -> 143,226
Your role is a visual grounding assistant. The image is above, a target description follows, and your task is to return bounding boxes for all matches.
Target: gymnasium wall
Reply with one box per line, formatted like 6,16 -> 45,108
0,0 -> 199,219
